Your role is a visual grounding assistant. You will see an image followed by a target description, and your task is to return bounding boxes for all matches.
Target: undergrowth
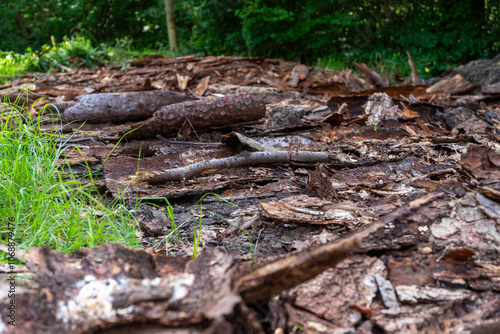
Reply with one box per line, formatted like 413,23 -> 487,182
0,35 -> 421,85
0,36 -> 177,84
0,89 -> 139,257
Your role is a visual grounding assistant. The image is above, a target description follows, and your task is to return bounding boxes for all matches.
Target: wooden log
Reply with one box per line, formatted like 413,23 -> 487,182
64,90 -> 197,123
125,94 -> 266,139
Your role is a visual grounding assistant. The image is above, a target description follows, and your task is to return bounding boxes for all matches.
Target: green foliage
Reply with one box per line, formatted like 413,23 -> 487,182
0,36 -> 112,83
1,0 -> 499,77
0,90 -> 139,254
34,36 -> 111,71
0,51 -> 38,79
181,0 -> 500,76
0,0 -> 169,52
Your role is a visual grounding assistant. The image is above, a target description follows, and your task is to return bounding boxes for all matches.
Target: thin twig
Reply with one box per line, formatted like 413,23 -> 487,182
134,151 -> 332,184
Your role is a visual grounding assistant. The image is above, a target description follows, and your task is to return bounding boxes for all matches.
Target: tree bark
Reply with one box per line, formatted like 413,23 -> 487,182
164,0 -> 178,52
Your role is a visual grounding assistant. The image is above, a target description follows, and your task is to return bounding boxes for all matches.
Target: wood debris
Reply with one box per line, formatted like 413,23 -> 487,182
0,54 -> 499,333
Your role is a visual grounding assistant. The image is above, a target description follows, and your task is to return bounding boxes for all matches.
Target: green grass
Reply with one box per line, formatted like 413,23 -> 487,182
144,193 -> 248,259
0,90 -> 139,256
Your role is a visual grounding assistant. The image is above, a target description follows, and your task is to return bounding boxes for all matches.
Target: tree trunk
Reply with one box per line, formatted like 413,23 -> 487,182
164,0 -> 178,52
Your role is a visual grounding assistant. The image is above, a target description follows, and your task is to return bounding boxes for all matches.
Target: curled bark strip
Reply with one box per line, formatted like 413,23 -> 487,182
134,151 -> 332,184
64,90 -> 196,123
222,131 -> 284,153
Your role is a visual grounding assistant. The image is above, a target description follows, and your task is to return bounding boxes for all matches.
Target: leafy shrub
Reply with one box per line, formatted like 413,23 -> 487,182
0,36 -> 113,83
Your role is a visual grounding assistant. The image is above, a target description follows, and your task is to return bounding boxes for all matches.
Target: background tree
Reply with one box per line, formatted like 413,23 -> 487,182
164,0 -> 178,52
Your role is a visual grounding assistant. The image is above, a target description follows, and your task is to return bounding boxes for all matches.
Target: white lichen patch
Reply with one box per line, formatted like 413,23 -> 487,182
57,273 -> 197,324
325,209 -> 355,221
170,274 -> 195,302
57,275 -> 135,323
0,319 -> 8,333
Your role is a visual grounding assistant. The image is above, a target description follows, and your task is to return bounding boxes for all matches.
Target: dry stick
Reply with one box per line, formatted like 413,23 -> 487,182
407,51 -> 419,84
135,151 -> 332,184
234,191 -> 446,304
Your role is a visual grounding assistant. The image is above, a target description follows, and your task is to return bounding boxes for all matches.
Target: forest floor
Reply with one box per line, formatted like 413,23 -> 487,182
1,54 -> 499,333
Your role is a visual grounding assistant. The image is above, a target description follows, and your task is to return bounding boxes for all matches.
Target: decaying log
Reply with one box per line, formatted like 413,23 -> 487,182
134,151 -> 332,184
353,61 -> 390,87
123,94 -> 266,139
64,90 -> 197,123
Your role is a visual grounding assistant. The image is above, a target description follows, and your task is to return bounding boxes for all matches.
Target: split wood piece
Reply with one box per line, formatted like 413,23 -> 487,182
235,191 -> 446,304
353,61 -> 390,87
286,64 -> 310,87
64,90 -> 197,123
426,74 -> 471,95
134,151 -> 332,184
407,51 -> 419,84
195,76 -> 210,96
124,94 -> 266,139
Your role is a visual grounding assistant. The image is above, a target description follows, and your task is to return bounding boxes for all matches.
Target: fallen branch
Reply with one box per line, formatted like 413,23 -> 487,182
134,151 -> 332,184
234,220 -> 383,303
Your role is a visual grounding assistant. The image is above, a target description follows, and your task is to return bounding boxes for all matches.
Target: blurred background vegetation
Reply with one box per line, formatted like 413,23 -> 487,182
0,0 -> 499,78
